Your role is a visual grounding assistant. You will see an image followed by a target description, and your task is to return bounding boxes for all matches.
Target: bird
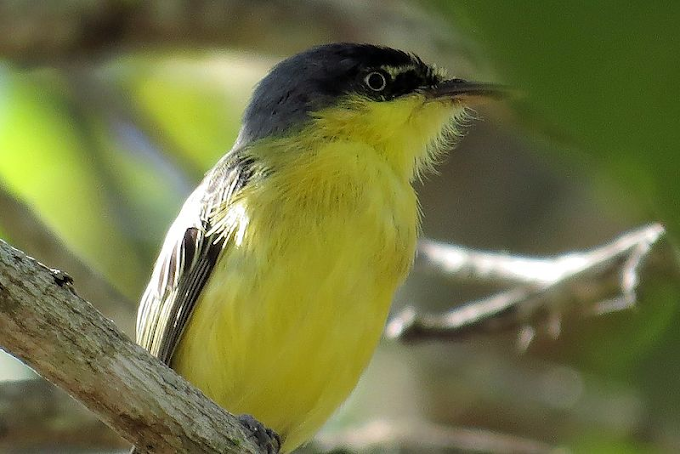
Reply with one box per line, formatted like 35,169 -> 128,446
133,43 -> 504,453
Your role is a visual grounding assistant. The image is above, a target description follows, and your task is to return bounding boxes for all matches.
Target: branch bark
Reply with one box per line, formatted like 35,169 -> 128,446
0,239 -> 278,454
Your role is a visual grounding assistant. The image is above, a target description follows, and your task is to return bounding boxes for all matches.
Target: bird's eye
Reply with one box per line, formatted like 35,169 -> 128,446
364,71 -> 387,91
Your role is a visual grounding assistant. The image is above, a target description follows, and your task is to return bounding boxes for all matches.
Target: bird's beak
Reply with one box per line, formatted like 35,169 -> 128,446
423,78 -> 510,103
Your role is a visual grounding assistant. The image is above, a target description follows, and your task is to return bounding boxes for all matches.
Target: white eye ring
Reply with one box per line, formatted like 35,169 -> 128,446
364,71 -> 387,91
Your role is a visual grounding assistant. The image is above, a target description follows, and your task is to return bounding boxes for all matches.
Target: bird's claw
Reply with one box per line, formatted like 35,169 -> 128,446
238,414 -> 281,454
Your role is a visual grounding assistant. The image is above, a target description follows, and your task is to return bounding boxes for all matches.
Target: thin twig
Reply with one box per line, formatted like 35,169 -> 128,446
0,239 -> 278,454
388,223 -> 669,344
415,224 -> 665,287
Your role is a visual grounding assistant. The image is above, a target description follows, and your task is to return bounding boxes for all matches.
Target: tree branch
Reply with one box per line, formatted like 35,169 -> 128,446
0,0 -> 462,64
0,239 -> 278,454
389,223 -> 672,345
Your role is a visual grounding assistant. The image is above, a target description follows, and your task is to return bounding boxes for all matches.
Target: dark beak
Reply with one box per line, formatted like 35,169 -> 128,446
424,78 -> 511,101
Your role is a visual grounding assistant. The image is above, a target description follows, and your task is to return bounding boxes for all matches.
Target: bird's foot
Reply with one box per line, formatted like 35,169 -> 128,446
238,414 -> 281,454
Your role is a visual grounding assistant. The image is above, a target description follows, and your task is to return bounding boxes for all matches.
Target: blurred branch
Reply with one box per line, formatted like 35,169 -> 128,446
0,239 -> 278,454
415,236 -> 610,286
311,420 -> 558,454
389,223 -> 670,344
0,0 -> 464,66
0,184 -> 135,335
0,379 -> 127,451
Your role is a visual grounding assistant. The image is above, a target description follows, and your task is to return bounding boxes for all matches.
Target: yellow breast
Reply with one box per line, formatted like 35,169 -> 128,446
171,139 -> 419,452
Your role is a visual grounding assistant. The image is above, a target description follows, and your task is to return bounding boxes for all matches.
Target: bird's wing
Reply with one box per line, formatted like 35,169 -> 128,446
136,151 -> 254,365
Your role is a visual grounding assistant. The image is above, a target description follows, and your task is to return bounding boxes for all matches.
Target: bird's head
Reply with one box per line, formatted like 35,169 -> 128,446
238,43 -> 504,180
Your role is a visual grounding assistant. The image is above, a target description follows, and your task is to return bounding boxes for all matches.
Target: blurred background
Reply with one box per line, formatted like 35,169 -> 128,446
0,1 -> 679,453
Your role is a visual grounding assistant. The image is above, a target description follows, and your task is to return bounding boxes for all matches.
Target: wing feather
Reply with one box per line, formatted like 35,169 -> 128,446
136,151 -> 253,365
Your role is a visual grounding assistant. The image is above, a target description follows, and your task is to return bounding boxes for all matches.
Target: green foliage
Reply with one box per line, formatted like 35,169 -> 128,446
0,65 -> 146,296
430,2 -> 680,235
114,56 -> 243,175
570,434 -> 665,454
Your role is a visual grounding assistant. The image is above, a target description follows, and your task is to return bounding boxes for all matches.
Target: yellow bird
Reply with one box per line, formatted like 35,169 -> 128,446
134,43 -> 502,453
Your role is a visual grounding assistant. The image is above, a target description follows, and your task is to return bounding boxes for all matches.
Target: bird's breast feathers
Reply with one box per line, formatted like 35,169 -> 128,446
172,141 -> 418,451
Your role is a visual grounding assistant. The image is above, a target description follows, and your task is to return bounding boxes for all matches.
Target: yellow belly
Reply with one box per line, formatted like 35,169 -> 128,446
172,142 -> 418,452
